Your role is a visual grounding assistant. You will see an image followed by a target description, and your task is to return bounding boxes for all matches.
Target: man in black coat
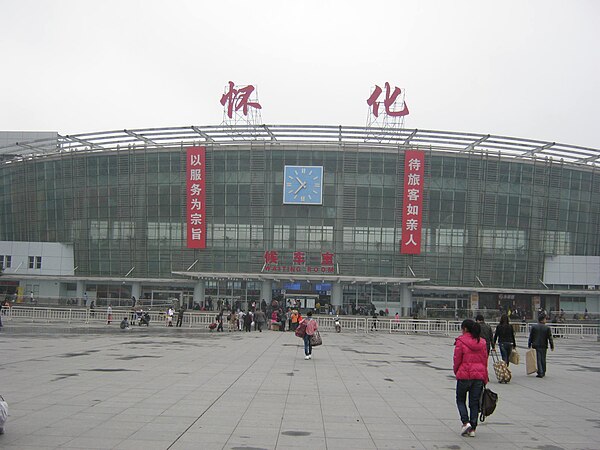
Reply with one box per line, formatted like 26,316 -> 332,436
476,314 -> 494,355
176,305 -> 185,327
528,314 -> 555,378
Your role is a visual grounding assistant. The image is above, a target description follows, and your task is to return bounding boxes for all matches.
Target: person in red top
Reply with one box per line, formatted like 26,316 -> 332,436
453,318 -> 489,438
301,311 -> 318,360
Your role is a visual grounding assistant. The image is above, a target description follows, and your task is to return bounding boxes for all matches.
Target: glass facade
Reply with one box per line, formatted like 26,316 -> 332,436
1,142 -> 600,291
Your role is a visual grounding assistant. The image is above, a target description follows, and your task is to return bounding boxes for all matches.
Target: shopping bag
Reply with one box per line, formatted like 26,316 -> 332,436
526,348 -> 537,375
509,348 -> 520,365
309,330 -> 322,346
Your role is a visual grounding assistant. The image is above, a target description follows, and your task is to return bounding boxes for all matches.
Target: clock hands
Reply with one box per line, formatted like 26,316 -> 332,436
294,177 -> 307,194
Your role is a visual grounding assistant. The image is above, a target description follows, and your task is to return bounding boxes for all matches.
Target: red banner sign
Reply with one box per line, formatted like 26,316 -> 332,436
401,150 -> 424,254
186,146 -> 206,249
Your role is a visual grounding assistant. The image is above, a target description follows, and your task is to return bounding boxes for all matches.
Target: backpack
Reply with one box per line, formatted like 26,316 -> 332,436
295,321 -> 307,338
479,386 -> 498,422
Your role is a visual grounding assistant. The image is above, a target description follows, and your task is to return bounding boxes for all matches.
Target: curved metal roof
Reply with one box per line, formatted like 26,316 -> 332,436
1,124 -> 599,168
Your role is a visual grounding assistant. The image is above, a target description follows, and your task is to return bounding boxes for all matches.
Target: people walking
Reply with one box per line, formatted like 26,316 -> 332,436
370,311 -> 378,331
238,310 -> 245,331
176,305 -> 185,327
493,314 -> 516,366
254,309 -> 266,332
476,314 -> 493,355
216,311 -> 224,332
528,313 -> 555,378
229,310 -> 237,332
244,310 -> 253,332
301,311 -> 318,360
454,319 -> 488,438
166,307 -> 174,327
279,309 -> 286,332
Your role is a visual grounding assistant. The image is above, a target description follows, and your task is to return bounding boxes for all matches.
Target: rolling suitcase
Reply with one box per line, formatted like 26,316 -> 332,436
491,349 -> 511,383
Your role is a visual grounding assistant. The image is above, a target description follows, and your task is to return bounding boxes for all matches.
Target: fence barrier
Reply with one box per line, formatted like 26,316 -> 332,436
1,306 -> 597,338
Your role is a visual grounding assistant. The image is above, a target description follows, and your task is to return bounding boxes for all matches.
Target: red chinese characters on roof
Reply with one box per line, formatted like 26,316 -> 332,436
220,81 -> 262,119
366,82 -> 409,118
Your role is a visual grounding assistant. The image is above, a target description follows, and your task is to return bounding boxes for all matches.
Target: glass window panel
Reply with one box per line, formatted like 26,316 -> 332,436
273,224 -> 291,248
112,221 -> 134,239
296,226 -> 308,243
250,225 -> 263,241
354,227 -> 368,251
90,220 -> 109,239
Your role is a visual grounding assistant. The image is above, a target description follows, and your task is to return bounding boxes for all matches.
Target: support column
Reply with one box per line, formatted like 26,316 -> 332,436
75,280 -> 87,306
261,280 -> 273,304
400,284 -> 413,317
331,282 -> 342,310
131,282 -> 142,302
470,292 -> 479,314
193,280 -> 205,308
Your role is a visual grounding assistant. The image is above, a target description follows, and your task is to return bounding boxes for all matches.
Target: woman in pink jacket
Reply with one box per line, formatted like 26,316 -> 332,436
453,318 -> 489,438
301,311 -> 318,360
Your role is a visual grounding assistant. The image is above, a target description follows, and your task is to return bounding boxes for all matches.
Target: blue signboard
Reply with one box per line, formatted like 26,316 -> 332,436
284,283 -> 301,290
315,283 -> 331,291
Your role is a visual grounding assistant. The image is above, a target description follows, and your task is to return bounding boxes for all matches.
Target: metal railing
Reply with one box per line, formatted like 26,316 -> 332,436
1,306 -> 597,338
2,296 -> 175,309
2,125 -> 600,169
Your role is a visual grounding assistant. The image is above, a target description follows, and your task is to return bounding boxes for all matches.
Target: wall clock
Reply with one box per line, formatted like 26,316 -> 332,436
283,165 -> 323,205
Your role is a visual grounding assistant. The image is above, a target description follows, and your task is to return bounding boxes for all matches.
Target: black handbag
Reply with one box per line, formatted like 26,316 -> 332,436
479,386 -> 498,422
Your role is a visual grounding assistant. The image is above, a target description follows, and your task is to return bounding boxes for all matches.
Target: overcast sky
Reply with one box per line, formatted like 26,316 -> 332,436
1,0 -> 599,148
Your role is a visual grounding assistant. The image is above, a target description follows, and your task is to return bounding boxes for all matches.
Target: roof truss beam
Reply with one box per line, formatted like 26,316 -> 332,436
263,124 -> 277,141
461,134 -> 490,153
403,129 -> 418,145
124,129 -> 162,148
518,141 -> 555,159
191,126 -> 215,143
65,135 -> 105,150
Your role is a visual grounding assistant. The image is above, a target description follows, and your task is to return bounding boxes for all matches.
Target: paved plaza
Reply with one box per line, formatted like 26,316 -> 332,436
0,321 -> 599,450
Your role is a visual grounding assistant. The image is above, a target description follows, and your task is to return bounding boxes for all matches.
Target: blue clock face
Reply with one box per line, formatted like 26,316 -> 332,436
283,165 -> 323,205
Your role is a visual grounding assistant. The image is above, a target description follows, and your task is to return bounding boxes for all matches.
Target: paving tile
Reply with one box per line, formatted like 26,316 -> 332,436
59,436 -> 124,449
1,324 -> 599,450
